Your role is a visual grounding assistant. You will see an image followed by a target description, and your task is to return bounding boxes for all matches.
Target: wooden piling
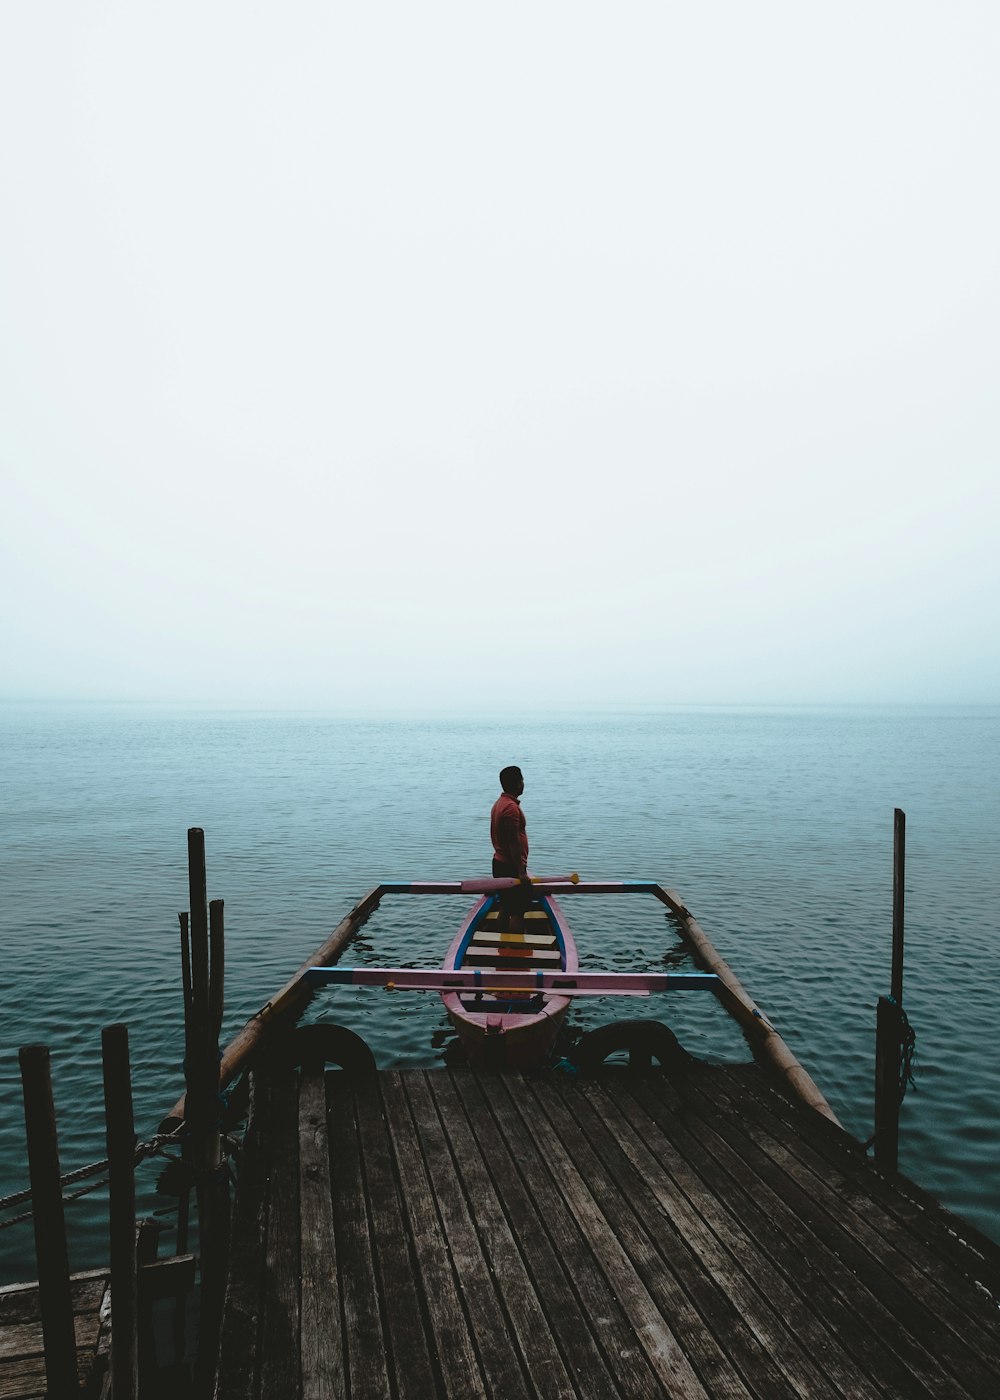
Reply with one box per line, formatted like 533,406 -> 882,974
187,828 -> 210,1021
179,911 -> 193,1022
183,831 -> 229,1395
18,1044 -> 78,1400
874,995 -> 901,1172
102,1023 -> 139,1400
875,808 -> 907,1171
892,806 -> 905,1005
162,884 -> 385,1130
209,898 -> 225,1034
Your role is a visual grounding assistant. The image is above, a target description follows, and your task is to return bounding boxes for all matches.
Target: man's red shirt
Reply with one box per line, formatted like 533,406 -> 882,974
490,792 -> 528,870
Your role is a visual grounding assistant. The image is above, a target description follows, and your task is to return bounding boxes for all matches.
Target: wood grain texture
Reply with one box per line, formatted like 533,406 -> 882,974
259,1068 -> 302,1400
213,1060 -> 1000,1400
299,1066 -> 344,1400
352,1077 -> 437,1400
215,1071 -> 271,1400
377,1073 -> 488,1399
326,1077 -> 393,1400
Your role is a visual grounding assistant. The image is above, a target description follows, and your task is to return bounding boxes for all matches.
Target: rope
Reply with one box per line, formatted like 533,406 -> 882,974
897,1002 -> 917,1104
0,1127 -> 184,1230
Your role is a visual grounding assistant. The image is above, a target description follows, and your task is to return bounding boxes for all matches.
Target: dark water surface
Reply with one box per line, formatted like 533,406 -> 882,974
2,702 -> 998,1284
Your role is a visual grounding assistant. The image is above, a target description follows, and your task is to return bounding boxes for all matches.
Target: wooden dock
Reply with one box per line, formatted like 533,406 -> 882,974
0,1267 -> 109,1399
216,1058 -> 1000,1399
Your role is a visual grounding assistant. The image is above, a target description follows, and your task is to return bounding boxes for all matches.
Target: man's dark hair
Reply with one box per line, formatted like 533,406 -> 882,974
499,765 -> 522,793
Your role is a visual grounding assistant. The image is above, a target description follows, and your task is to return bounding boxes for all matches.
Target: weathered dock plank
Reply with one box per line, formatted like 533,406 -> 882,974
259,1067 -> 301,1400
548,1075 -> 810,1400
216,1073 -> 272,1400
0,1271 -> 107,1400
299,1065 -> 344,1400
377,1072 -> 491,1399
217,1061 -> 1000,1400
446,1070 -> 621,1399
496,1074 -> 710,1398
701,1066 -> 1000,1396
619,1073 -> 911,1396
352,1076 -> 438,1400
327,1078 -> 393,1400
646,1064 -> 981,1397
426,1071 -> 578,1399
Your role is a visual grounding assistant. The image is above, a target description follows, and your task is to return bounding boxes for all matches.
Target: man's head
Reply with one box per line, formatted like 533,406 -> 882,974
499,765 -> 524,796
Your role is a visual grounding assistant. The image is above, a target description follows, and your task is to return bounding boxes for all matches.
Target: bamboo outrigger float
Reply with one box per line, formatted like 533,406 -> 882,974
164,874 -> 839,1129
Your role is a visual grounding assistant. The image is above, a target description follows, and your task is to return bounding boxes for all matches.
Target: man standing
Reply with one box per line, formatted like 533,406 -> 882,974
490,765 -> 531,930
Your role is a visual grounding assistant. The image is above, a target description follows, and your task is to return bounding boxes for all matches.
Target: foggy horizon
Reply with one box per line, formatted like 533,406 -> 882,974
3,4 -> 997,710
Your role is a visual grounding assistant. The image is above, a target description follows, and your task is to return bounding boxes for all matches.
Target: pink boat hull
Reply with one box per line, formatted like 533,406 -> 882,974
441,890 -> 578,1068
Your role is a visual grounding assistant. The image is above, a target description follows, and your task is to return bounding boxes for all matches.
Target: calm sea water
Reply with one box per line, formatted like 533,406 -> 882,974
1,702 -> 998,1285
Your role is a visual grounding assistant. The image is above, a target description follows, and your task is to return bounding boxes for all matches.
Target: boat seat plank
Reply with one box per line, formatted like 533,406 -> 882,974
463,949 -> 562,968
471,932 -> 557,948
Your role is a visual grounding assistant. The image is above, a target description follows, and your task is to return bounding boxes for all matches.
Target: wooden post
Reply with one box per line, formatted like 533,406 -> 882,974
209,898 -> 225,1035
875,808 -> 906,1171
874,995 -> 900,1172
18,1044 -> 78,1399
179,911 -> 193,1023
188,828 -> 210,1026
185,829 -> 228,1394
102,1024 -> 139,1400
892,807 -> 905,1005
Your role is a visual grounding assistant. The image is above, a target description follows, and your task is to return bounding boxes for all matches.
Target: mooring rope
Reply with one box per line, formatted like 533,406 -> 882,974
897,1002 -> 917,1104
0,1128 -> 184,1230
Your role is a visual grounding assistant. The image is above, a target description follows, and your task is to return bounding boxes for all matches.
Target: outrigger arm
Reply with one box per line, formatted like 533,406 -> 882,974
305,967 -> 720,997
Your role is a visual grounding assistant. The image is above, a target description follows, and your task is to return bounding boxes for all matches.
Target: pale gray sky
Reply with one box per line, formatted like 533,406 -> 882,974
1,3 -> 997,707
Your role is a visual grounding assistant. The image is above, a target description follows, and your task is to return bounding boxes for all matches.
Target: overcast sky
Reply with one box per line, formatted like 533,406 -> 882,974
1,3 -> 997,708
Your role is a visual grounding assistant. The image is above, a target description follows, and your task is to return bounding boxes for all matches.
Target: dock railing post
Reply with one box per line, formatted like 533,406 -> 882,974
184,828 -> 228,1394
102,1023 -> 139,1400
18,1044 -> 78,1400
874,808 -> 906,1171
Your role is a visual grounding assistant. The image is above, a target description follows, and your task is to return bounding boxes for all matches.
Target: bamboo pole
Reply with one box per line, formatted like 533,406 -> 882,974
18,1044 -> 78,1400
102,1024 -> 138,1400
161,884 -> 384,1129
653,886 -> 842,1126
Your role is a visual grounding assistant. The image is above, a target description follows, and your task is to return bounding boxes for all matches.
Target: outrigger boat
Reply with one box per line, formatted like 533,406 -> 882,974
304,874 -> 721,1069
439,878 -> 578,1067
